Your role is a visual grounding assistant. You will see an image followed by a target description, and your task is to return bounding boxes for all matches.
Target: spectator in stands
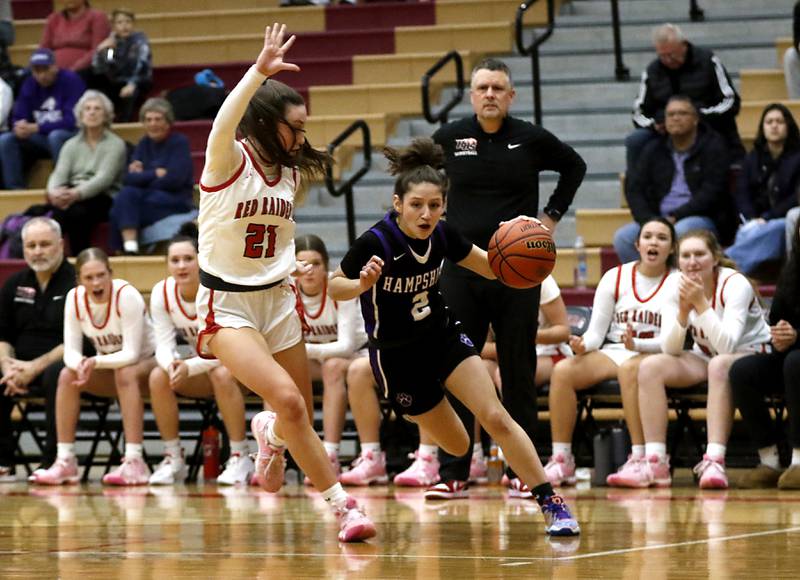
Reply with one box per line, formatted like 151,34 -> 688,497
0,49 -> 84,190
727,104 -> 800,275
90,9 -> 152,122
543,218 -> 677,488
30,247 -> 156,486
637,230 -> 771,489
784,1 -> 800,99
730,222 -> 800,489
627,23 -> 743,175
614,96 -> 732,264
0,218 -> 74,481
46,90 -> 126,255
40,0 -> 110,79
109,98 -> 194,255
292,234 -> 367,484
148,236 -> 253,486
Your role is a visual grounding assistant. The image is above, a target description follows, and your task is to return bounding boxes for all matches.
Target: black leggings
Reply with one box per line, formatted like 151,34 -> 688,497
729,349 -> 800,450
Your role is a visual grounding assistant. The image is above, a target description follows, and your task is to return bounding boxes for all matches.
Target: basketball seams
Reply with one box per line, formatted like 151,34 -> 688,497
487,219 -> 556,288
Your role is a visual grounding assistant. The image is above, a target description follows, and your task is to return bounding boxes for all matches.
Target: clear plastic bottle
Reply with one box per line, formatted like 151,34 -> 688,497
573,235 -> 588,289
487,442 -> 504,485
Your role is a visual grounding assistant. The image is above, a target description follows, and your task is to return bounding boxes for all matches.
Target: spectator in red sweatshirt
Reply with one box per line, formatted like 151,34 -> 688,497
40,0 -> 110,80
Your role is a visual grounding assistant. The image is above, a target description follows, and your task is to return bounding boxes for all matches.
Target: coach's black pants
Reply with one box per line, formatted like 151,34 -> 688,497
438,262 -> 540,481
729,349 -> 800,451
0,359 -> 63,469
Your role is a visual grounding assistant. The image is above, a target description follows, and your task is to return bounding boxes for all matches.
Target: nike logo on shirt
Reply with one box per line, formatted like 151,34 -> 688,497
393,254 -> 406,261
507,143 -> 522,149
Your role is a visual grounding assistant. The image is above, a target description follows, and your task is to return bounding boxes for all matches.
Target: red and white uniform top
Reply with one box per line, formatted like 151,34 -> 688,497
292,275 -> 368,363
582,261 -> 676,353
536,275 -> 572,357
661,266 -> 771,357
63,279 -> 155,370
150,277 -> 219,377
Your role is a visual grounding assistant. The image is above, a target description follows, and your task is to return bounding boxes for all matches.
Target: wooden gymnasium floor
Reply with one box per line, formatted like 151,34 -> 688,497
1,471 -> 799,579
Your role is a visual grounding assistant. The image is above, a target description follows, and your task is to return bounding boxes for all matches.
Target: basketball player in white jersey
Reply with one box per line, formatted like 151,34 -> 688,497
31,248 -> 156,485
292,234 -> 368,483
194,23 -> 375,542
544,218 -> 677,487
638,230 -> 771,489
148,236 -> 253,486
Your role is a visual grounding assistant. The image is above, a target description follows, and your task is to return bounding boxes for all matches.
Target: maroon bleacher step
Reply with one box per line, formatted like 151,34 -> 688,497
325,1 -> 434,31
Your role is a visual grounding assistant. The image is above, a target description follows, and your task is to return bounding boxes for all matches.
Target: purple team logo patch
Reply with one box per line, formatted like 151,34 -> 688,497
396,393 -> 413,407
459,333 -> 474,348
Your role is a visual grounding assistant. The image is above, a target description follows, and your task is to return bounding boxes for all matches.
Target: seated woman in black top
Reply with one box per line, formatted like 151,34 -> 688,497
328,138 -> 579,537
729,220 -> 800,489
727,103 -> 800,275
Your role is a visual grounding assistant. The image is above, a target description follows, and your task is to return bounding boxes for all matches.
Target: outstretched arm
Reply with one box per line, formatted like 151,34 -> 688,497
202,23 -> 300,186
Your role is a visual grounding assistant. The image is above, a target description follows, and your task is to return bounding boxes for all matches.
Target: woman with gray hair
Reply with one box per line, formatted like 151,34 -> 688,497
109,97 -> 194,254
46,89 -> 127,254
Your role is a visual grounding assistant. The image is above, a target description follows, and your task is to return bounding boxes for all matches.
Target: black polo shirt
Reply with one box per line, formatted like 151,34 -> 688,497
0,260 -> 75,361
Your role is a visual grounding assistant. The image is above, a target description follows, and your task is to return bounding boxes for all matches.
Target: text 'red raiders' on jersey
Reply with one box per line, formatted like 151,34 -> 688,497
340,212 -> 472,348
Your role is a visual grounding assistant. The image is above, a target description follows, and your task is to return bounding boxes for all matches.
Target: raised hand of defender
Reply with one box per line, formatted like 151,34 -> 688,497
256,23 -> 300,77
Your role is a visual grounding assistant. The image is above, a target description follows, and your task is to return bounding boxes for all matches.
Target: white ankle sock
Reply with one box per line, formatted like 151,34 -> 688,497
125,443 -> 143,460
323,442 -> 340,457
758,445 -> 781,470
57,442 -> 75,460
705,443 -> 726,462
123,239 -> 139,253
164,438 -> 182,458
321,482 -> 349,509
645,442 -> 667,460
472,443 -> 484,459
266,420 -> 286,448
418,444 -> 438,458
552,442 -> 572,458
230,440 -> 249,456
631,445 -> 645,459
361,442 -> 381,454
792,449 -> 800,466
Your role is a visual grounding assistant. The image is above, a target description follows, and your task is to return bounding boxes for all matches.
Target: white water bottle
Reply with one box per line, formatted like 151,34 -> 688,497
574,235 -> 587,289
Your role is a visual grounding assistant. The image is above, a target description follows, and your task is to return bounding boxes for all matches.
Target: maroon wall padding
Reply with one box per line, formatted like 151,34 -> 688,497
0,260 -> 25,288
151,59 -> 349,102
561,288 -> 594,307
11,0 -> 52,20
600,246 -> 619,274
325,1 -> 435,31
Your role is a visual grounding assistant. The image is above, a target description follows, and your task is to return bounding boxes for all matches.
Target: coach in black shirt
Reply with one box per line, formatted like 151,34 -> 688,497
431,57 -> 585,497
0,217 -> 75,480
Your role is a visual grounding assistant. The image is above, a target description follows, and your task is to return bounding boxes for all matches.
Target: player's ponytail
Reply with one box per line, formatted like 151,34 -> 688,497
384,138 -> 448,199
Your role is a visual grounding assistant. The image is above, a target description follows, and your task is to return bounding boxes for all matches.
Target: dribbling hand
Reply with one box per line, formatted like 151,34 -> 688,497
256,23 -> 300,78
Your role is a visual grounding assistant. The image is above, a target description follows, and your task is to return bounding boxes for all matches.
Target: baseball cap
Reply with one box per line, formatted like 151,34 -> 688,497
29,48 -> 55,67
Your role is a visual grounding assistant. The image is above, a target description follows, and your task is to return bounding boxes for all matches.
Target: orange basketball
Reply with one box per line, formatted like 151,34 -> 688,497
487,218 -> 556,289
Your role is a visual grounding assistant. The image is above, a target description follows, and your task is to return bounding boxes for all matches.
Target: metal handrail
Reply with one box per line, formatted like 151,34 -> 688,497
324,120 -> 371,246
514,0 -> 555,126
689,0 -> 705,21
421,50 -> 464,126
610,0 -> 630,81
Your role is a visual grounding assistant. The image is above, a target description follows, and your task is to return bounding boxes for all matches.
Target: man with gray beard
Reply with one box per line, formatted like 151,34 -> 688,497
0,217 -> 75,481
